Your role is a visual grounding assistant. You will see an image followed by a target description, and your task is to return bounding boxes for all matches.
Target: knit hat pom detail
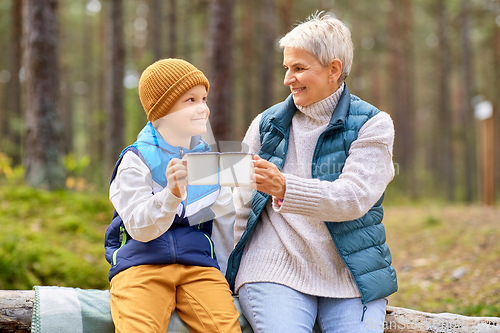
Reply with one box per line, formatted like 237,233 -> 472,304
138,59 -> 210,122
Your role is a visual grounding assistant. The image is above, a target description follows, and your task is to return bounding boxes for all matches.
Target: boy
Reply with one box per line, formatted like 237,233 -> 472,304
104,59 -> 241,333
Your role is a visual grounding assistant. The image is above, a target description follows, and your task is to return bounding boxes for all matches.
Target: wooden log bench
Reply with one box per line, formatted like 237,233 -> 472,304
1,290 -> 499,332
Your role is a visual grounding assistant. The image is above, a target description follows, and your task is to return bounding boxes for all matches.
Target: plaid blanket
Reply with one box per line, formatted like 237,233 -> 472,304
31,286 -> 252,333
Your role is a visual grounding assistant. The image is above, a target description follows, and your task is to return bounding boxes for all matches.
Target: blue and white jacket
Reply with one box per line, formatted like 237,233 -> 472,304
104,123 -> 235,281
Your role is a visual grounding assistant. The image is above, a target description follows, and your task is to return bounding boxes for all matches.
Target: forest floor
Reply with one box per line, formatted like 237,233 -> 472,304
383,204 -> 500,317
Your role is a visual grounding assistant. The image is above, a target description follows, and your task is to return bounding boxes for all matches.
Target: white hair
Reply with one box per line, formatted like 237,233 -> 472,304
279,12 -> 353,84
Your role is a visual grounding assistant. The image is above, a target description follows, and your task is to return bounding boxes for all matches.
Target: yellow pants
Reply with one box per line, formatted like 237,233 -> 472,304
110,264 -> 242,333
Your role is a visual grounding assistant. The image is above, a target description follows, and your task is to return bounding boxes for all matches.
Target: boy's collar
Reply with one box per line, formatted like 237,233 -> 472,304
142,122 -> 210,154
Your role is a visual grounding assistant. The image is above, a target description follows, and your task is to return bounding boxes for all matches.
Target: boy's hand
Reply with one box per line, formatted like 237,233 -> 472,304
251,155 -> 286,199
166,158 -> 188,198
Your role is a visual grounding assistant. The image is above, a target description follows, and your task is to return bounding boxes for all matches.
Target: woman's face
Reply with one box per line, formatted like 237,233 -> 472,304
283,47 -> 340,107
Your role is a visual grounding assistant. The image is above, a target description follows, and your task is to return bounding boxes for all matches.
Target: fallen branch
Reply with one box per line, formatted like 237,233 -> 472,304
384,306 -> 500,332
1,290 -> 499,332
0,291 -> 33,332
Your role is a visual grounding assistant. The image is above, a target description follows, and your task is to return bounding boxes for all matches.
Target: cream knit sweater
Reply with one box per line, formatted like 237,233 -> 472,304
233,85 -> 395,297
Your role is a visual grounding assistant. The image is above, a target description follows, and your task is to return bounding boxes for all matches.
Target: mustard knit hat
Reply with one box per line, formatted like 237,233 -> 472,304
138,59 -> 210,122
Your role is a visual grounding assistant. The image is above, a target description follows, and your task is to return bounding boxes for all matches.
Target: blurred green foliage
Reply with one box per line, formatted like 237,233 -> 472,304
0,152 -> 24,183
63,153 -> 90,178
0,182 -> 112,290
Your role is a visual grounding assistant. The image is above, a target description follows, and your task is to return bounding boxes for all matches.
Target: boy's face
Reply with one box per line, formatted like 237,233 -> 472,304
155,84 -> 210,144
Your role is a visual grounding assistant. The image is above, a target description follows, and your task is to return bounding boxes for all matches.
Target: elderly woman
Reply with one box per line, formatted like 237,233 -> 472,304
225,13 -> 398,333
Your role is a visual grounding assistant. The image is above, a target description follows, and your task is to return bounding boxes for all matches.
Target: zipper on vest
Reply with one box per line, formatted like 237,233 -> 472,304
167,231 -> 177,262
331,236 -> 368,318
112,226 -> 127,266
199,224 -> 214,259
203,233 -> 214,259
361,304 -> 368,321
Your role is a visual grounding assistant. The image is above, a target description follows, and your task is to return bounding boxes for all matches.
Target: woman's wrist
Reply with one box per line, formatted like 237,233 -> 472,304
276,173 -> 286,199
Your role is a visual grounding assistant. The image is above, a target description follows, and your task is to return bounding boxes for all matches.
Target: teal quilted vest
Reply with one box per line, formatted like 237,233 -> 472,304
225,86 -> 398,304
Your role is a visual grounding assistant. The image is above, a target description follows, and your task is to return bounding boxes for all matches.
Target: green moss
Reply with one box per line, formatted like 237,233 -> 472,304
0,183 -> 112,290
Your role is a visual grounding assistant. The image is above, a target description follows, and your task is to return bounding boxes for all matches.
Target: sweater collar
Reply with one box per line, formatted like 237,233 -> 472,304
270,84 -> 351,133
296,84 -> 344,125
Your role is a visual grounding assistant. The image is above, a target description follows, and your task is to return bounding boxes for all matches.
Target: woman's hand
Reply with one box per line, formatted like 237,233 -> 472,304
166,158 -> 188,198
252,155 -> 286,199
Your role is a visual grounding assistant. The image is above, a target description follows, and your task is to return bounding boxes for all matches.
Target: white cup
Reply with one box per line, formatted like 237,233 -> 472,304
219,153 -> 254,187
186,152 -> 219,185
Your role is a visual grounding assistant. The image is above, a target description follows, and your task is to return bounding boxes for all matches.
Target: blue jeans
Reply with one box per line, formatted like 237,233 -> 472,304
239,282 -> 386,333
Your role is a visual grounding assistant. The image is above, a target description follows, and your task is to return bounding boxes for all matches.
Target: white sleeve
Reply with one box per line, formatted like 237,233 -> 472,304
210,186 -> 236,276
109,151 -> 184,242
273,111 -> 395,221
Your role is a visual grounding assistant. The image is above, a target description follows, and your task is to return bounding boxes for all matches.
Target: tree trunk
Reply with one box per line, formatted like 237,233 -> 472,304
493,0 -> 500,200
351,0 -> 367,98
58,67 -> 73,156
81,0 -> 94,156
80,0 -> 102,182
180,0 -> 192,62
167,0 -> 177,58
260,0 -> 276,111
93,5 -> 107,187
241,0 -> 256,132
401,0 -> 416,183
370,52 -> 382,110
437,0 -> 454,201
460,0 -> 477,202
6,0 -> 23,165
278,0 -> 292,35
388,1 -> 404,179
206,0 -> 234,142
2,290 -> 500,333
150,0 -> 162,60
389,0 -> 416,195
104,0 -> 125,175
55,0 -> 74,156
22,0 -> 65,190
